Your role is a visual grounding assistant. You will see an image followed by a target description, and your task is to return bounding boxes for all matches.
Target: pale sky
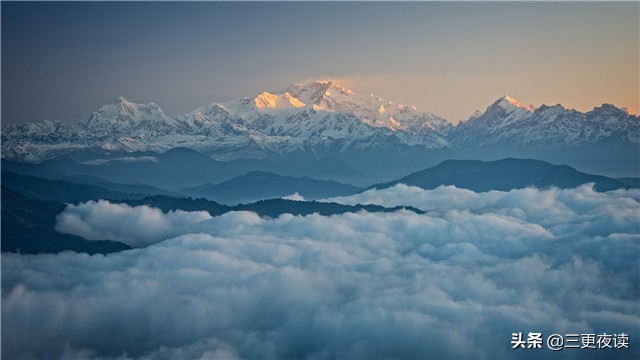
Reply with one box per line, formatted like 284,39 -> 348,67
2,1 -> 638,125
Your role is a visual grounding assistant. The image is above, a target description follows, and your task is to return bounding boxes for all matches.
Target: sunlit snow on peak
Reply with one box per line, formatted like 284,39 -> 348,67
253,92 -> 306,109
496,95 -> 536,112
277,79 -> 451,133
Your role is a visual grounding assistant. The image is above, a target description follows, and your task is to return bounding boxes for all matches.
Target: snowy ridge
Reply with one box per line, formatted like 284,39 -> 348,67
283,81 -> 452,133
450,97 -> 639,147
2,82 -> 638,162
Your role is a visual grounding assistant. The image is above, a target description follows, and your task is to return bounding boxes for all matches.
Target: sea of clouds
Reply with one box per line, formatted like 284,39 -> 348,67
2,184 -> 639,359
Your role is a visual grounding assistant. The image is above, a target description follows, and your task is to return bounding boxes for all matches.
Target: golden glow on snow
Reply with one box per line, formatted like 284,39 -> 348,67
254,92 -> 306,109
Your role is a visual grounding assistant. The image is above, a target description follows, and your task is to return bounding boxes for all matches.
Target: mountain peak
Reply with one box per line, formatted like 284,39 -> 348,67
82,97 -> 168,128
112,96 -> 157,111
320,80 -> 355,95
591,103 -> 635,117
489,95 -> 536,113
282,80 -> 355,104
99,97 -> 141,116
500,94 -> 520,105
277,79 -> 452,133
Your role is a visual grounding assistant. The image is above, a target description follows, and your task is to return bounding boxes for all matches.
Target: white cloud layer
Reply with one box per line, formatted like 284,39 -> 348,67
55,200 -> 213,247
3,184 -> 639,359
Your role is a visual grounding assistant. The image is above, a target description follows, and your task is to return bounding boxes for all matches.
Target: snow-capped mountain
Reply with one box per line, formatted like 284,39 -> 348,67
183,80 -> 451,137
2,82 -> 638,163
283,81 -> 452,133
81,97 -> 179,136
449,95 -> 639,147
2,81 -> 451,162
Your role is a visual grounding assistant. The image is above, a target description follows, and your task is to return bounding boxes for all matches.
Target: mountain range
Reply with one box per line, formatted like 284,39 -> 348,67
1,183 -> 420,255
3,157 -> 637,255
1,147 -> 371,189
3,81 -> 638,167
182,171 -> 361,205
3,158 -> 636,208
0,176 -> 416,255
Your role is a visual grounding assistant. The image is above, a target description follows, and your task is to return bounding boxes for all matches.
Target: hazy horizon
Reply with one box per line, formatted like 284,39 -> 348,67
2,1 -> 638,125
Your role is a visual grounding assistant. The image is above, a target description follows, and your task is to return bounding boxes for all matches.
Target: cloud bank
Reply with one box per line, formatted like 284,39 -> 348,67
55,200 -> 213,247
3,184 -> 639,359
